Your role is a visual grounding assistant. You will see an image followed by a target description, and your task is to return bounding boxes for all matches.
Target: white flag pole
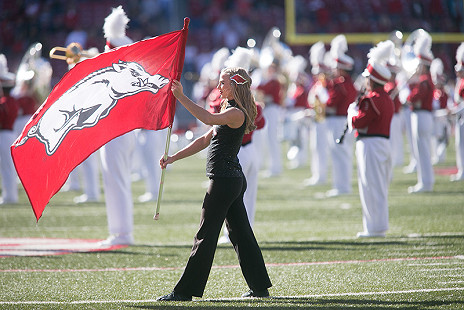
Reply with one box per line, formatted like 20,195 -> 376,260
153,125 -> 172,220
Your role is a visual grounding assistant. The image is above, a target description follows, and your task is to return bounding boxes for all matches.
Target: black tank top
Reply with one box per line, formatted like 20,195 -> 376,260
206,100 -> 246,178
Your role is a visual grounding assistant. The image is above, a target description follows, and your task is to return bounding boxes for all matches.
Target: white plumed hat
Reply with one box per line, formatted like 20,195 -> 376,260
455,42 -> 464,72
362,40 -> 394,85
330,34 -> 354,71
286,54 -> 308,82
413,30 -> 433,66
430,58 -> 445,85
103,6 -> 133,50
309,41 -> 327,75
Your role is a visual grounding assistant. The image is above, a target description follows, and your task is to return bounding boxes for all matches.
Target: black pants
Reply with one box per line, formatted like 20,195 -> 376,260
173,175 -> 272,297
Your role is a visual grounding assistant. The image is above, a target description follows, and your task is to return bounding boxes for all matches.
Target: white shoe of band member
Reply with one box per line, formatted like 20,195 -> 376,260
303,177 -> 326,187
356,231 -> 386,238
325,189 -> 350,198
450,174 -> 464,182
0,198 -> 18,205
402,164 -> 416,174
138,192 -> 156,203
73,194 -> 99,204
407,184 -> 432,194
99,233 -> 134,246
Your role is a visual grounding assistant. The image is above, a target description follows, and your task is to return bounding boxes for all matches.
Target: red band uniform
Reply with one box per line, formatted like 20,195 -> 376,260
256,64 -> 284,176
350,40 -> 395,237
352,86 -> 394,237
406,30 -> 435,193
407,71 -> 435,192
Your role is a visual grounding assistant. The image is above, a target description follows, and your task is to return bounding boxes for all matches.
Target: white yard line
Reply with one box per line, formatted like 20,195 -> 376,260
428,274 -> 464,278
407,262 -> 460,266
438,281 -> 464,285
417,267 -> 464,272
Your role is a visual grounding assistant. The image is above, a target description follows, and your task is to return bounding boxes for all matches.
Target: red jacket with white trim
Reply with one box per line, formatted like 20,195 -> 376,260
352,86 -> 394,138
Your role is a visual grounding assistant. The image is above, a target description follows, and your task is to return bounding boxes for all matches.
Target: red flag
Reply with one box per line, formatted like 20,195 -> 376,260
11,18 -> 190,221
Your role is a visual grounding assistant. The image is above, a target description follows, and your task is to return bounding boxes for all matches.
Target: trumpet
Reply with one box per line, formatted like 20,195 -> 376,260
49,43 -> 95,65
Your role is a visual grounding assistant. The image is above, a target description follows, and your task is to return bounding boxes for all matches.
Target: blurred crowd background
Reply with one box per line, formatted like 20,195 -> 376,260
1,0 -> 463,128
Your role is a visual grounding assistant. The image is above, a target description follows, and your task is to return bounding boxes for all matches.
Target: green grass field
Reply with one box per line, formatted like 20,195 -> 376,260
1,137 -> 463,309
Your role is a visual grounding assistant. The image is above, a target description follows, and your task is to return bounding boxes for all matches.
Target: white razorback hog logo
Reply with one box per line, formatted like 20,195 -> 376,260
17,60 -> 169,155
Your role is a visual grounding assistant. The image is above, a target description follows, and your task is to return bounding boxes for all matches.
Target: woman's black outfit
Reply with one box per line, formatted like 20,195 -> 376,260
173,101 -> 272,298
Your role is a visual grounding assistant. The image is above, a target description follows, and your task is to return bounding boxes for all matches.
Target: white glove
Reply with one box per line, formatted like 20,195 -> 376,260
347,102 -> 358,132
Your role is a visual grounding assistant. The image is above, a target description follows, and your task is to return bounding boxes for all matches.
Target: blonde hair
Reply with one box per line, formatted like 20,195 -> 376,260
220,67 -> 257,133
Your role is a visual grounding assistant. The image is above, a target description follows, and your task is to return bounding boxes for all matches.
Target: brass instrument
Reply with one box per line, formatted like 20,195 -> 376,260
49,43 -> 95,65
309,74 -> 327,122
14,42 -> 52,104
312,96 -> 326,122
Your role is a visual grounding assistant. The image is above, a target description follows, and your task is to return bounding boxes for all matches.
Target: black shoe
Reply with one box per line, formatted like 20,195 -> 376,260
157,291 -> 192,301
242,288 -> 270,298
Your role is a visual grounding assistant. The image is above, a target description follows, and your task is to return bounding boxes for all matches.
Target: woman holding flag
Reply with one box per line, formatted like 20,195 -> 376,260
157,67 -> 272,301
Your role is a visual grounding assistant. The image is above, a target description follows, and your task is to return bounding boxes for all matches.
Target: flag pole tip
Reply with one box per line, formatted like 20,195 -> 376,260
183,17 -> 190,29
154,213 -> 160,220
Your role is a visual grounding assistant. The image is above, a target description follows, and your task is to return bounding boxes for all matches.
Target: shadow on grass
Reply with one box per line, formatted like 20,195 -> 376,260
124,297 -> 464,309
82,233 -> 464,257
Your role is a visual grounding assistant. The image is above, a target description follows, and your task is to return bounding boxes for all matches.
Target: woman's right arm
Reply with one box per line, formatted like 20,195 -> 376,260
160,127 -> 213,169
171,80 -> 244,128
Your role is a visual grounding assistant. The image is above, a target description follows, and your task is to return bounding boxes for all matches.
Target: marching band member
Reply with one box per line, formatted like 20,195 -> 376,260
304,42 -> 329,186
349,41 -> 395,238
0,54 -> 19,204
406,31 -> 435,193
451,42 -> 464,182
430,58 -> 450,165
99,6 -> 136,245
325,34 -> 357,197
255,59 -> 285,177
